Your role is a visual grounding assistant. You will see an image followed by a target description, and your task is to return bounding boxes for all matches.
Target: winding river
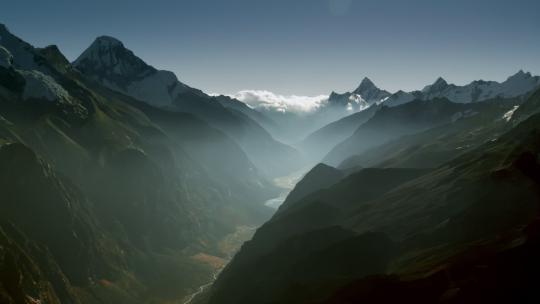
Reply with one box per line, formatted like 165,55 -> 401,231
182,268 -> 222,304
182,226 -> 256,304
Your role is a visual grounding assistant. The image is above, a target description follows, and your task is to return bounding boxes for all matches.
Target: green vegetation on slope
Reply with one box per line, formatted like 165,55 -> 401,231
207,89 -> 540,304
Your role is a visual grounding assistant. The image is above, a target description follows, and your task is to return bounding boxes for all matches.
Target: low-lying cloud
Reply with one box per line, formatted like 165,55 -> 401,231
223,90 -> 329,114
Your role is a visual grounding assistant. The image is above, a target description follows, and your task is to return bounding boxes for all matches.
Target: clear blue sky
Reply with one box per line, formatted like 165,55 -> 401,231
2,0 -> 540,95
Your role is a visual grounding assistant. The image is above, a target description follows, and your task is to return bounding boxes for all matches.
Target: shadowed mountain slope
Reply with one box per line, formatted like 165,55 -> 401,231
206,89 -> 540,304
73,35 -> 303,177
0,24 -> 277,303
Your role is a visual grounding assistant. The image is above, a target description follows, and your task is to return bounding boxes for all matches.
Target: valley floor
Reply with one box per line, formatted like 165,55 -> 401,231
188,168 -> 310,303
185,226 -> 257,304
265,167 -> 312,209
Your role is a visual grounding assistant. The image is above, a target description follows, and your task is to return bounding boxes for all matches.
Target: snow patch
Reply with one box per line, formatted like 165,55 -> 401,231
383,90 -> 415,107
125,70 -> 190,107
348,94 -> 371,111
502,105 -> 519,122
419,71 -> 540,104
21,70 -> 72,103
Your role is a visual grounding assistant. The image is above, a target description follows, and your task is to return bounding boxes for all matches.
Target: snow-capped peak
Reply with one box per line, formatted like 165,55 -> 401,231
351,77 -> 391,103
389,71 -> 540,107
506,69 -> 532,81
382,90 -> 416,107
434,77 -> 448,85
327,77 -> 390,112
73,35 -> 149,77
73,35 -> 192,107
94,35 -> 124,48
423,77 -> 449,93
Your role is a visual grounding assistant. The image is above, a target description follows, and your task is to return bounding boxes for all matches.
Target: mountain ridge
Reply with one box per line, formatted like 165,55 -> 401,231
73,34 -> 304,177
1,24 -> 279,303
206,88 -> 540,304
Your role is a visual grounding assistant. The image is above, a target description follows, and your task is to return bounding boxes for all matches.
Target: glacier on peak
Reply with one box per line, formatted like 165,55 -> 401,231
74,36 -> 192,107
382,71 -> 540,107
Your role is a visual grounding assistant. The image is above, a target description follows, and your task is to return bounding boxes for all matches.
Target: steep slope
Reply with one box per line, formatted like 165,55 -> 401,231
321,74 -> 540,167
511,86 -> 540,122
299,104 -> 380,161
0,143 -> 113,304
207,91 -> 540,304
1,24 -> 276,303
276,163 -> 345,214
212,94 -> 278,133
73,36 -> 303,177
208,167 -> 428,304
381,89 -> 417,107
339,97 -> 521,169
324,98 -> 482,166
288,71 -> 540,149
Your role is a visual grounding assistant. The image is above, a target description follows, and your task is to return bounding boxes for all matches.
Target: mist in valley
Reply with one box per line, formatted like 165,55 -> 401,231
2,1 -> 540,304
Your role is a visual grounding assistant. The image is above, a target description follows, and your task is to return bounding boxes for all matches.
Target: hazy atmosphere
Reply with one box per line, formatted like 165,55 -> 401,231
2,1 -> 540,303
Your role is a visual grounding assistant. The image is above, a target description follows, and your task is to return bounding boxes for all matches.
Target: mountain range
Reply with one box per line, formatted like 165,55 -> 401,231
235,71 -> 540,148
2,20 -> 540,304
0,24 -> 279,303
384,71 -> 540,106
296,72 -> 540,165
73,36 -> 303,178
324,71 -> 540,110
205,86 -> 540,304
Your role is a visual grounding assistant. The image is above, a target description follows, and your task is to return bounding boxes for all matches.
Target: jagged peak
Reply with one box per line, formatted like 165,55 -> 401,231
41,44 -> 61,52
93,35 -> 124,48
329,91 -> 345,99
360,77 -> 375,87
433,77 -> 448,86
38,44 -> 68,60
73,34 -> 153,77
310,162 -> 339,173
37,45 -> 71,72
507,69 -> 532,81
74,35 -> 129,66
422,77 -> 449,93
354,77 -> 378,93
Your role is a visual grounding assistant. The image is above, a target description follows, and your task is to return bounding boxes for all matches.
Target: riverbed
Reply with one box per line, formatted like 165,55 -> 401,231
264,167 -> 310,209
182,226 -> 257,304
